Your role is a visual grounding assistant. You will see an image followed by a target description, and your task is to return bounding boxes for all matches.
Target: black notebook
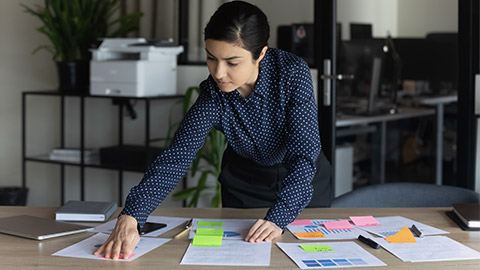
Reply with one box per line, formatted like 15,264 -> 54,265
55,201 -> 117,222
452,203 -> 480,228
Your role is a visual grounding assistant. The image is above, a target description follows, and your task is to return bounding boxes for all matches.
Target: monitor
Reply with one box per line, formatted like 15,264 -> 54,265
350,23 -> 373,40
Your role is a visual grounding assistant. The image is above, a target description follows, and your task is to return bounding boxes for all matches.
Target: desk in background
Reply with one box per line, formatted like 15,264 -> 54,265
336,107 -> 435,185
0,206 -> 479,270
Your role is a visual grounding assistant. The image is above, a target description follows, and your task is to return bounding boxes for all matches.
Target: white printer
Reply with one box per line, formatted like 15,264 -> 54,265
90,38 -> 183,97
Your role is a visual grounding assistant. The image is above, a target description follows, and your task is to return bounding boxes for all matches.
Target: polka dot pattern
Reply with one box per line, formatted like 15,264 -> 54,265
121,48 -> 321,229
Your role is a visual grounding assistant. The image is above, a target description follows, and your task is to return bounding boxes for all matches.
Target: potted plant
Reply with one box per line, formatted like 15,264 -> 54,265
21,0 -> 142,92
158,87 -> 227,207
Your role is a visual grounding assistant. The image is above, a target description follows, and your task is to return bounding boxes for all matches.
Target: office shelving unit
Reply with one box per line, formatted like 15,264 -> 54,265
21,90 -> 184,206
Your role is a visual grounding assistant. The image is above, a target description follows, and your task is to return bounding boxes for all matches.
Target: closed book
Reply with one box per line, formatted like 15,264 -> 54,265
55,201 -> 117,222
452,203 -> 480,228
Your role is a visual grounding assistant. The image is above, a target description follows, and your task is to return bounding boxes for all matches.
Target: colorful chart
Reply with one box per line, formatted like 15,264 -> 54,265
302,258 -> 367,267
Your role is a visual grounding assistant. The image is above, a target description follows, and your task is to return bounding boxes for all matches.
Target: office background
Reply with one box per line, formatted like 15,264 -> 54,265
0,0 -> 473,208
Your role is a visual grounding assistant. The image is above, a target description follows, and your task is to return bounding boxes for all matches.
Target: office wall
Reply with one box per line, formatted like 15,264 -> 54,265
337,0 -> 398,39
0,0 -> 198,207
337,0 -> 457,39
397,0 -> 457,37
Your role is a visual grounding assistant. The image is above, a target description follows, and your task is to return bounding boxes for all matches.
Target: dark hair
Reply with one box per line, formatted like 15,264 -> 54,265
204,1 -> 270,60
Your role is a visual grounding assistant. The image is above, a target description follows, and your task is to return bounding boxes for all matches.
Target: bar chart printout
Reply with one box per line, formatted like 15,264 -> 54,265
276,242 -> 386,269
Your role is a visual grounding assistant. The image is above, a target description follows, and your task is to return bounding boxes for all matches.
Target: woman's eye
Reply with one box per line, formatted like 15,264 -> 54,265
207,56 -> 215,61
228,62 -> 238,67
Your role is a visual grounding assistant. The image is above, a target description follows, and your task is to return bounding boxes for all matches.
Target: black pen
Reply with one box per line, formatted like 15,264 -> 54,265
358,235 -> 381,249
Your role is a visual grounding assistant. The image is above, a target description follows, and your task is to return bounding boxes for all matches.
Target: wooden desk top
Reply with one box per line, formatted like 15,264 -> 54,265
1,207 -> 479,270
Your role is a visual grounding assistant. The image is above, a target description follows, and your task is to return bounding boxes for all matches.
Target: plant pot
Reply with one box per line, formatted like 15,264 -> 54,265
56,61 -> 90,93
0,187 -> 28,206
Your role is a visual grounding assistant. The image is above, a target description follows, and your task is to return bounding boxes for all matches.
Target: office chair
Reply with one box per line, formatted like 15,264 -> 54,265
331,182 -> 480,208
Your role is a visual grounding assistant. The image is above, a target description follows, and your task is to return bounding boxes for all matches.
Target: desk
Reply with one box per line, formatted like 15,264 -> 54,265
336,107 -> 435,184
1,207 -> 479,270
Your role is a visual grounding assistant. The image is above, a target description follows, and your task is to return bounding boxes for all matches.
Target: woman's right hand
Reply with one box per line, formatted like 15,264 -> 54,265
93,214 -> 140,260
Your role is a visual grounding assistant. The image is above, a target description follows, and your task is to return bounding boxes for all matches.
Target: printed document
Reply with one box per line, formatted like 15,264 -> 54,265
52,233 -> 170,261
180,239 -> 271,266
356,216 -> 448,237
287,219 -> 373,240
277,241 -> 386,269
376,235 -> 480,262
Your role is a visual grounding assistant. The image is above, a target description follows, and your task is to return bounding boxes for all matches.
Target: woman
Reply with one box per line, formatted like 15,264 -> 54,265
95,1 -> 331,260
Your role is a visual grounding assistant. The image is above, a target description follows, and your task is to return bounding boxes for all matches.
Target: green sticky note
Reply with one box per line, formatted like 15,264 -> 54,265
300,245 -> 335,252
196,221 -> 224,227
196,228 -> 224,236
192,235 -> 222,247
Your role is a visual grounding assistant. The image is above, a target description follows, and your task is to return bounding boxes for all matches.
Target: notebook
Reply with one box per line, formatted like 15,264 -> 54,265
0,215 -> 93,240
55,200 -> 117,222
452,203 -> 480,228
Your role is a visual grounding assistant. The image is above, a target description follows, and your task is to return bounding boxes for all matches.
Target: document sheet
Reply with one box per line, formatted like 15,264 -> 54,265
277,241 -> 386,269
52,233 -> 170,261
376,235 -> 480,262
357,216 -> 449,237
180,240 -> 271,266
188,218 -> 256,239
93,216 -> 190,236
287,219 -> 373,240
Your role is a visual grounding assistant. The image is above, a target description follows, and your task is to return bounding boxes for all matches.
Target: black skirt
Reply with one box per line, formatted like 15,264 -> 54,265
218,146 -> 332,208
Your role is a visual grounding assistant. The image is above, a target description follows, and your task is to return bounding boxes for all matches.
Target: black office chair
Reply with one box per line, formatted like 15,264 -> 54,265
331,182 -> 480,208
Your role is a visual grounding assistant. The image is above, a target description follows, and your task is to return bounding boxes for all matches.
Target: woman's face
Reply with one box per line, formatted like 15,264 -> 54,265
205,39 -> 266,97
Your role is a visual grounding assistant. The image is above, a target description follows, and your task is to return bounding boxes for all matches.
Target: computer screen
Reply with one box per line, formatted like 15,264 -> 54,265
337,39 -> 386,98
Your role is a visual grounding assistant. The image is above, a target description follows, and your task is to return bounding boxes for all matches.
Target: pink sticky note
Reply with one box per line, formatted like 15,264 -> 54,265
289,219 -> 314,226
323,220 -> 353,230
349,216 -> 381,227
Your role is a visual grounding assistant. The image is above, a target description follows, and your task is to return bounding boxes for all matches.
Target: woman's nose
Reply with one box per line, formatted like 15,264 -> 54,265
214,63 -> 226,79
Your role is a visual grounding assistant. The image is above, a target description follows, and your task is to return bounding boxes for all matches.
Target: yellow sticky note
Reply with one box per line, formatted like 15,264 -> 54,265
192,235 -> 222,247
384,226 -> 417,243
294,231 -> 325,238
300,245 -> 334,252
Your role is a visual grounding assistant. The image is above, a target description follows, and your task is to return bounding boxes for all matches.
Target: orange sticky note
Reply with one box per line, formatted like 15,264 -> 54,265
384,226 -> 417,243
294,231 -> 325,238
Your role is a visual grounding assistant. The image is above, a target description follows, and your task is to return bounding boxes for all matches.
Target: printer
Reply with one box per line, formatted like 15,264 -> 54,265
90,38 -> 183,97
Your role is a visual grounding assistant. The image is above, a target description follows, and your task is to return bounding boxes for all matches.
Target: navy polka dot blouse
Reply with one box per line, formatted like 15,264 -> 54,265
121,48 -> 322,230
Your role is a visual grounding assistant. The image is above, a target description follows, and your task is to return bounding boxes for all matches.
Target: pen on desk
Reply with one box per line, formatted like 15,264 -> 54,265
174,219 -> 193,239
410,224 -> 424,238
358,235 -> 380,249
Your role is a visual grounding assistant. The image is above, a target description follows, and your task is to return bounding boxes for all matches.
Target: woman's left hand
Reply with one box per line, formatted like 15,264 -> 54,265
245,219 -> 282,243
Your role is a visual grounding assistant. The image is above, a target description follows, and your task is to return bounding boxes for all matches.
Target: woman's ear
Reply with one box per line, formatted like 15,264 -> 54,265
257,46 -> 268,62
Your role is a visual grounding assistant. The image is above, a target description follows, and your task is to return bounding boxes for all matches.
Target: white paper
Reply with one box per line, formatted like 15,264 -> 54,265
356,216 -> 449,237
93,216 -> 190,237
188,218 -> 256,239
52,233 -> 170,262
287,219 -> 374,240
376,236 -> 480,262
277,241 -> 386,269
180,240 -> 271,266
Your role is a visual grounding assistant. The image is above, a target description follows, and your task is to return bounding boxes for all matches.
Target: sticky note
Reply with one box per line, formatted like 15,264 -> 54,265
323,220 -> 353,230
192,235 -> 222,247
196,228 -> 224,237
294,231 -> 325,238
349,216 -> 381,227
289,219 -> 314,226
300,245 -> 335,252
196,221 -> 224,227
384,226 -> 417,243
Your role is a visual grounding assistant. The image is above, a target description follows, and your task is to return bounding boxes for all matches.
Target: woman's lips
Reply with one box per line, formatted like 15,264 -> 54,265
217,81 -> 230,87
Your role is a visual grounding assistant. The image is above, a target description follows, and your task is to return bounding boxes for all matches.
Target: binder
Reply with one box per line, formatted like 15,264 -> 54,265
55,200 -> 117,222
